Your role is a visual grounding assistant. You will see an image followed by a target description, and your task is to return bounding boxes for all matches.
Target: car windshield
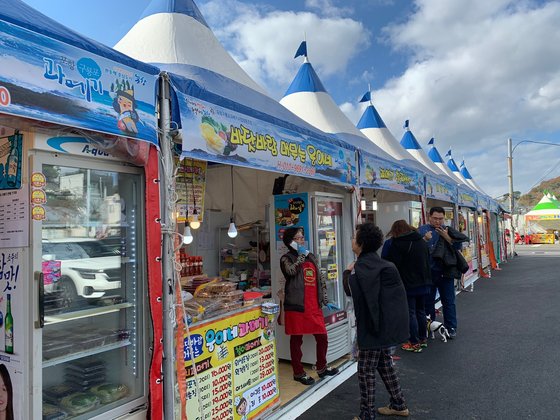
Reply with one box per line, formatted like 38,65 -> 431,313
42,240 -> 116,260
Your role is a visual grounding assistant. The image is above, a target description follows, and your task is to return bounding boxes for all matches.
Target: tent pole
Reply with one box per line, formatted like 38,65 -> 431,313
507,138 -> 515,256
159,72 -> 177,419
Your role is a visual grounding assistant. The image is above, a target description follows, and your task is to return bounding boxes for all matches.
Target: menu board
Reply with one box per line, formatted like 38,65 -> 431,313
184,306 -> 280,420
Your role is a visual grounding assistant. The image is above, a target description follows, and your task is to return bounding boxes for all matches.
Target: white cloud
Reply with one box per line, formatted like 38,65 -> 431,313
367,0 -> 560,196
200,0 -> 370,97
304,0 -> 354,18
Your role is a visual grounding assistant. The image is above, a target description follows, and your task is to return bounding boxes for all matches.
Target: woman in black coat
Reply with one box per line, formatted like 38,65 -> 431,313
343,223 -> 409,419
382,220 -> 432,353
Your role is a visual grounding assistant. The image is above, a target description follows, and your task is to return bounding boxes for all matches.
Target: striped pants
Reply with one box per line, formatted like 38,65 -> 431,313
357,347 -> 406,420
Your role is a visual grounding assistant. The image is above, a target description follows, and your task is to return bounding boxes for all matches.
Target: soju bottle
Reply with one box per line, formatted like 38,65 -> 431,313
6,142 -> 18,187
5,294 -> 13,354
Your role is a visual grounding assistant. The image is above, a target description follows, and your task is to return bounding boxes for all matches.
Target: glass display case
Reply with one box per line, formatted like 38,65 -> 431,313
36,160 -> 147,419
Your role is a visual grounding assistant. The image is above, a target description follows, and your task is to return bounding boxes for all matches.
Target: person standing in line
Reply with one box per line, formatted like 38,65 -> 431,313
343,223 -> 410,419
418,207 -> 468,339
381,220 -> 432,353
279,227 -> 339,385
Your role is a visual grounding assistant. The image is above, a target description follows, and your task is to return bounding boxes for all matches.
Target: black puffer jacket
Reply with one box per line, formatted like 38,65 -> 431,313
432,227 -> 470,279
343,251 -> 409,349
384,231 -> 431,290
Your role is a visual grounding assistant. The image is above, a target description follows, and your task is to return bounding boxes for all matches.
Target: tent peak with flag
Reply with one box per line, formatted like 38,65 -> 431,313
398,122 -> 448,176
356,91 -> 427,163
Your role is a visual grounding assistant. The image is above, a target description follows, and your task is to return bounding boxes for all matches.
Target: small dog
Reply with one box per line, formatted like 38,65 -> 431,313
427,316 -> 450,342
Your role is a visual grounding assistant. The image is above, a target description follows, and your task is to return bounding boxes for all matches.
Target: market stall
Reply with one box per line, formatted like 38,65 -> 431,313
167,61 -> 360,417
0,1 -> 163,419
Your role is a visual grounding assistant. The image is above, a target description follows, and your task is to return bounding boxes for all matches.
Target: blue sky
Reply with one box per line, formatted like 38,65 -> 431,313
22,0 -> 560,199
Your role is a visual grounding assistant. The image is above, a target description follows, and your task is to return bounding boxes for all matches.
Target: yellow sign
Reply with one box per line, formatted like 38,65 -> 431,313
176,158 -> 207,224
184,306 -> 280,420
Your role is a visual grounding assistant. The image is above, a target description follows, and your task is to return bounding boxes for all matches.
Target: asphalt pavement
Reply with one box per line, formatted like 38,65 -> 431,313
297,244 -> 560,419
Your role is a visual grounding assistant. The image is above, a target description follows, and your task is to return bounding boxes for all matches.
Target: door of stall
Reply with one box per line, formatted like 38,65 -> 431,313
271,192 -> 351,364
31,152 -> 149,420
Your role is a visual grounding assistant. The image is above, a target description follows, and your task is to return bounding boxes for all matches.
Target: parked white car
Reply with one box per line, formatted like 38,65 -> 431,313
42,238 -> 121,305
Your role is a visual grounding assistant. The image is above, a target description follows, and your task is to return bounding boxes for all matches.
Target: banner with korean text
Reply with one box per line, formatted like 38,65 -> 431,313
0,20 -> 157,144
358,150 -> 424,195
425,173 -> 457,203
458,186 -> 477,208
175,92 -> 357,186
184,306 -> 280,420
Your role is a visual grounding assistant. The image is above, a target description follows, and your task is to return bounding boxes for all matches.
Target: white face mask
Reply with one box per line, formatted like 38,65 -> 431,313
290,241 -> 298,250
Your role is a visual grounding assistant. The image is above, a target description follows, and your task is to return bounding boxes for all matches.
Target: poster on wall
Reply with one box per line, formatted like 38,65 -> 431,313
0,133 -> 22,190
184,306 -> 280,420
273,193 -> 310,254
0,248 -> 24,420
0,186 -> 28,248
176,158 -> 207,224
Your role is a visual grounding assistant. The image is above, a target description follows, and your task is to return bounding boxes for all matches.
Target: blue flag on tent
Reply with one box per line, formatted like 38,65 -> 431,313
294,41 -> 307,58
460,160 -> 465,168
403,120 -> 409,129
428,137 -> 435,145
359,91 -> 371,103
445,149 -> 452,158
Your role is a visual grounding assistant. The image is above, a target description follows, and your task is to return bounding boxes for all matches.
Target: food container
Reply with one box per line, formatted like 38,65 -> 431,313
60,392 -> 100,416
66,358 -> 106,375
42,403 -> 68,420
43,342 -> 74,360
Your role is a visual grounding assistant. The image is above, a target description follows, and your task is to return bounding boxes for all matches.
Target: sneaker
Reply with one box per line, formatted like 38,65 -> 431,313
401,342 -> 422,353
448,329 -> 457,339
419,339 -> 428,348
377,405 -> 410,417
293,374 -> 315,385
317,366 -> 339,378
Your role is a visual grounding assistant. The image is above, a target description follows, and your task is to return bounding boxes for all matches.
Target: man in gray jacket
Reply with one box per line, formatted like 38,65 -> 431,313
344,223 -> 410,419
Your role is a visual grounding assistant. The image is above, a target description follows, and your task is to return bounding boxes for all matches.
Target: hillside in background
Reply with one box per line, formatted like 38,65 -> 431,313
518,175 -> 560,207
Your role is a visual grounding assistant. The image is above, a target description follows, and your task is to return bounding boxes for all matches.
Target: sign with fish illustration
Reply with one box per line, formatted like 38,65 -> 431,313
174,91 -> 357,186
0,19 -> 157,144
425,173 -> 457,203
358,150 -> 423,195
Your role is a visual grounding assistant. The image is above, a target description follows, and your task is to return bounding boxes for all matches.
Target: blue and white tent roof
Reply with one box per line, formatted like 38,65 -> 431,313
356,99 -> 421,162
426,139 -> 468,185
114,0 -> 266,94
445,149 -> 469,185
460,160 -> 485,193
280,57 -> 429,176
398,123 -> 447,176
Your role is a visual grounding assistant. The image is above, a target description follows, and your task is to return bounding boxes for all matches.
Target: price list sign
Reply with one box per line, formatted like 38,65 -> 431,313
184,306 -> 280,419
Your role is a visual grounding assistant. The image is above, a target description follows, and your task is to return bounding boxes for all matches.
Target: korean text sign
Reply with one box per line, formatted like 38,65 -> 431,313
184,306 -> 280,420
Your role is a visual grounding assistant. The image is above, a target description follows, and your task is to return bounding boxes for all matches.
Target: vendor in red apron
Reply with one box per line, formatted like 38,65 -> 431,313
279,227 -> 339,385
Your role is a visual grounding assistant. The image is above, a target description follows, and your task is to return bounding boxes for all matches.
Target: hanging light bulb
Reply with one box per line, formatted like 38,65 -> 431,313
227,217 -> 238,238
190,209 -> 201,230
183,224 -> 194,244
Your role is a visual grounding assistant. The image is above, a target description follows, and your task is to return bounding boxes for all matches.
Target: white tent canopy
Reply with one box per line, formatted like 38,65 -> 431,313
114,0 -> 266,95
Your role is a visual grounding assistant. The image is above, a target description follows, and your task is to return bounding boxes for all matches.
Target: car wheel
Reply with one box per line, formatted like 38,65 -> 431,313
58,277 -> 78,308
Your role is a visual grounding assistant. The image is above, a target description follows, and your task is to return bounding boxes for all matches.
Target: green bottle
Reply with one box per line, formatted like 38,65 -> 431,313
5,294 -> 13,354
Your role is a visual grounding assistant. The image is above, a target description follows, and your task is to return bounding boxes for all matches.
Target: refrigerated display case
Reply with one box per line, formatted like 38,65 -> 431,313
32,153 -> 149,419
270,192 -> 351,364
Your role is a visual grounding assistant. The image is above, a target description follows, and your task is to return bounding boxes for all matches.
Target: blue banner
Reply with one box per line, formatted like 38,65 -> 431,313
176,93 -> 357,185
477,193 -> 491,211
458,185 -> 477,208
0,20 -> 157,144
425,173 -> 456,203
358,151 -> 423,195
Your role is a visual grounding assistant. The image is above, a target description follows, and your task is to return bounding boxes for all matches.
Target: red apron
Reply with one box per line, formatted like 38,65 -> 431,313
284,261 -> 327,335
